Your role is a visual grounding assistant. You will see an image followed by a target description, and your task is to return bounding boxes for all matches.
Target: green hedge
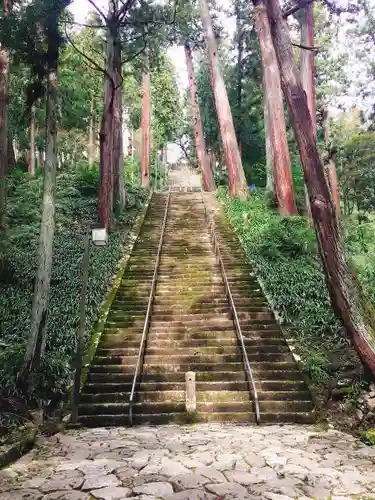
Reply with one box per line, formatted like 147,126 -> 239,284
0,166 -> 147,409
218,188 -> 361,389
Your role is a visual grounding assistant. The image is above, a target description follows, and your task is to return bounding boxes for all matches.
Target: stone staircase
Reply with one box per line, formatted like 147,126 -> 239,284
78,192 -> 314,426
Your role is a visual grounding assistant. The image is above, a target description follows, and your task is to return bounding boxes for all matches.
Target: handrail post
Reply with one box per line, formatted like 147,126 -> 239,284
128,189 -> 171,425
200,189 -> 260,425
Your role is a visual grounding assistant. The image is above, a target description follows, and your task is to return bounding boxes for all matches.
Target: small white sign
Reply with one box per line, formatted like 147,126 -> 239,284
92,228 -> 108,246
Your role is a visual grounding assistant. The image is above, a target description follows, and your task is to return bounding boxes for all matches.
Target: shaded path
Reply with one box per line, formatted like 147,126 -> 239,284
1,423 -> 375,499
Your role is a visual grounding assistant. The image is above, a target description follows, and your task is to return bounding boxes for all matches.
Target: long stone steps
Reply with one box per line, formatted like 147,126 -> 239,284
79,191 -> 314,426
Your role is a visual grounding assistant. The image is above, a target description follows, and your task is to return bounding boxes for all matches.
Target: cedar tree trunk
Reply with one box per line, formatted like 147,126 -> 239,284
254,2 -> 297,214
112,37 -> 125,213
29,106 -> 36,176
140,71 -> 151,188
199,0 -> 248,198
300,4 -> 316,222
184,43 -> 214,191
88,95 -> 96,167
264,91 -> 273,192
267,0 -> 375,375
19,65 -> 58,381
323,107 -> 340,216
99,29 -> 115,228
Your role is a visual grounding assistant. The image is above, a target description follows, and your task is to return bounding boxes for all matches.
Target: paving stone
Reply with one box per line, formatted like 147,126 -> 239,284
21,477 -> 46,489
171,473 -> 208,491
78,459 -> 124,475
90,486 -> 132,499
243,452 -> 266,469
2,424 -> 375,500
205,482 -> 249,496
42,492 -> 90,500
263,494 -> 293,500
133,474 -> 169,487
158,458 -> 191,477
0,490 -> 43,500
0,469 -> 18,480
133,481 -> 174,497
131,451 -> 150,470
40,471 -> 84,492
224,470 -> 262,485
282,463 -> 309,480
166,489 -> 217,500
195,466 -> 226,483
114,466 -> 137,485
82,474 -> 121,491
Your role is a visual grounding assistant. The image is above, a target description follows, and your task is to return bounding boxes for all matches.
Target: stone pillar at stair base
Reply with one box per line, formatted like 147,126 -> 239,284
185,371 -> 196,414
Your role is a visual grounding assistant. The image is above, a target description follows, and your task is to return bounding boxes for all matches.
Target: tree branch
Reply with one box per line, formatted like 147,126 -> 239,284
64,20 -> 104,28
292,42 -> 319,51
64,25 -> 113,87
282,0 -> 314,18
87,0 -> 108,23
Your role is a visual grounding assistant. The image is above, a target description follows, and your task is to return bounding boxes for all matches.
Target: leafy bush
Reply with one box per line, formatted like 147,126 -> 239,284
124,157 -> 140,186
340,133 -> 375,212
218,188 -> 360,388
0,167 -> 147,407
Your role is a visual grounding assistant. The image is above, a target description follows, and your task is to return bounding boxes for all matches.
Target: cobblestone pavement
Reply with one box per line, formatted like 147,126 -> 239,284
1,424 -> 375,500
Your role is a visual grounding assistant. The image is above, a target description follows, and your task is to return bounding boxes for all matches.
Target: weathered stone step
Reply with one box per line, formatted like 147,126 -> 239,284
101,325 -> 279,339
149,312 -> 231,322
83,379 -> 307,394
149,318 -> 234,328
81,389 -> 311,404
99,337 -> 286,349
89,361 -> 297,374
94,351 -> 293,365
79,399 -> 313,417
153,285 -> 226,294
78,410 -> 315,427
87,369 -> 303,384
96,344 -> 289,357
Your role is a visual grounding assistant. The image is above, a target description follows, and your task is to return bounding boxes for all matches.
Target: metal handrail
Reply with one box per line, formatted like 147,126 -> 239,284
200,191 -> 260,424
128,189 -> 171,425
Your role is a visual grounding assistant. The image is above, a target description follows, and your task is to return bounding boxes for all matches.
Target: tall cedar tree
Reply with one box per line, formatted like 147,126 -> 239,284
267,0 -> 375,375
253,0 -> 297,215
19,0 -> 70,384
198,0 -> 248,198
184,42 -> 214,191
140,69 -> 151,187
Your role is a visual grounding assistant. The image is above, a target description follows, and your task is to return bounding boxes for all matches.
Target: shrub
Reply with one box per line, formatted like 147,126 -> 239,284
218,187 -> 360,388
0,168 -> 147,409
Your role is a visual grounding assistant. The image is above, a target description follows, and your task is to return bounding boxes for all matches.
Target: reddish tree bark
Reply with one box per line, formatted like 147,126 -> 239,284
263,91 -> 273,193
99,29 -> 115,229
323,107 -> 340,216
254,2 -> 297,215
140,71 -> 151,188
300,4 -> 316,222
88,96 -> 95,168
29,106 -> 36,176
198,0 -> 248,198
267,0 -> 375,376
300,4 -> 316,132
184,43 -> 214,192
112,37 -> 125,212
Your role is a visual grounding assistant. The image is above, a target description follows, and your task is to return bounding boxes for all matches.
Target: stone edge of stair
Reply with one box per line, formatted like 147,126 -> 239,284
204,191 -> 317,416
79,189 -> 155,391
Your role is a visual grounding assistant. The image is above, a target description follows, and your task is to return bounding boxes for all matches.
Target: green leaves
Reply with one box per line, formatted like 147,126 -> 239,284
218,187 -> 360,389
0,165 -> 147,405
